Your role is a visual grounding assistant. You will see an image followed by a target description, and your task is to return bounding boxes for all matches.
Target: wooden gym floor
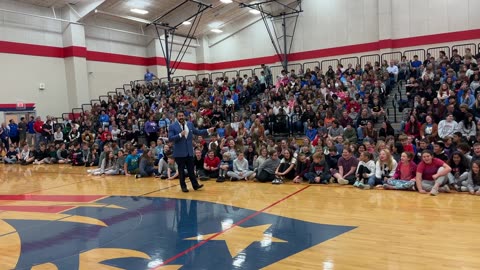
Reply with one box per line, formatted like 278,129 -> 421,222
0,164 -> 479,270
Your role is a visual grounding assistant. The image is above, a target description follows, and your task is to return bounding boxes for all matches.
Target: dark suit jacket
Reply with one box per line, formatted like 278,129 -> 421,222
168,121 -> 208,158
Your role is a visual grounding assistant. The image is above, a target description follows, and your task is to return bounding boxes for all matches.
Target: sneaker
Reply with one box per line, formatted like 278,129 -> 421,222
272,178 -> 283,184
353,180 -> 360,187
216,177 -> 225,183
430,188 -> 439,196
135,174 -> 141,179
320,180 -> 328,184
460,186 -> 468,192
441,185 -> 451,193
359,183 -> 371,190
337,178 -> 349,185
329,177 -> 335,184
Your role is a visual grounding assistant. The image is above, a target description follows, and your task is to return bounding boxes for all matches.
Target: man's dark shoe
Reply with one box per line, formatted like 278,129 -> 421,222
193,184 -> 204,190
181,187 -> 189,193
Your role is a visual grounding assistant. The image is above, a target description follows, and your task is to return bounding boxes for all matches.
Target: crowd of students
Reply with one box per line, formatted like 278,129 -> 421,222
1,47 -> 480,195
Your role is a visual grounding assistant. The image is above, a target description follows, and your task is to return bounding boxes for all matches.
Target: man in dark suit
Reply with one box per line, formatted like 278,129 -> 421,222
168,111 -> 215,192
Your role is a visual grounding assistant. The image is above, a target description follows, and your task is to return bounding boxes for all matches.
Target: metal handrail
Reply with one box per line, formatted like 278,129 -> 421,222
391,99 -> 397,123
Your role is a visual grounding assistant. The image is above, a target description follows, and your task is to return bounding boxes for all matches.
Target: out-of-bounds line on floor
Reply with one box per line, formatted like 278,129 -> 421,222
139,183 -> 182,196
151,185 -> 311,269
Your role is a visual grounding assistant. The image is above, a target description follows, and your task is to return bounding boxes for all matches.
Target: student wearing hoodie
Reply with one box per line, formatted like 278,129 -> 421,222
304,152 -> 330,184
355,152 -> 376,189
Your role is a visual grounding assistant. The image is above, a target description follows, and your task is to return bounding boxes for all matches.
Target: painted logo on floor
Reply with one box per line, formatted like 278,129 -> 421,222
0,195 -> 356,269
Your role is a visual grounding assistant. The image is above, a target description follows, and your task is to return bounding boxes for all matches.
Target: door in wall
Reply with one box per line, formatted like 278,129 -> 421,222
4,111 -> 36,124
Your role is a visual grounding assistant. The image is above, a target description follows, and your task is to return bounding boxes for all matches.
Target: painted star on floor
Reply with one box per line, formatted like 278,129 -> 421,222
186,224 -> 287,257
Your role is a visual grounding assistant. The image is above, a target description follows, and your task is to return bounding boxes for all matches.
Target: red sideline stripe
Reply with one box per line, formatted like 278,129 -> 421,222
0,195 -> 104,202
152,185 -> 311,269
0,205 -> 74,213
1,29 -> 479,70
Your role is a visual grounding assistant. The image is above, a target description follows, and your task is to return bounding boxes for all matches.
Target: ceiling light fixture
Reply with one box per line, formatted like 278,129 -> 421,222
182,21 -> 192,25
211,29 -> 223,33
220,0 -> 233,3
130,8 -> 149,15
249,9 -> 260,15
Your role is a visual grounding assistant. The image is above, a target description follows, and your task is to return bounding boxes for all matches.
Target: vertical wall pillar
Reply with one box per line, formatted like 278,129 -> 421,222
62,10 -> 90,110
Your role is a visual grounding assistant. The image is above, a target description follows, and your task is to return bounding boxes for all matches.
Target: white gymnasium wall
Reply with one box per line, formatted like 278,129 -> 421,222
204,0 -> 480,65
390,0 -> 480,39
0,54 -> 69,117
0,1 -> 68,117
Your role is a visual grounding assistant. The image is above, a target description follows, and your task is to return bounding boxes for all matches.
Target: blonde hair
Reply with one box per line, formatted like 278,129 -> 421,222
379,149 -> 395,171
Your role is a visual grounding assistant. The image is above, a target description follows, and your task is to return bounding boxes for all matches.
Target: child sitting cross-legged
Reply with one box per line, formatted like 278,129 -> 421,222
355,152 -> 376,189
227,152 -> 255,181
217,152 -> 233,182
304,152 -> 330,184
383,151 -> 417,190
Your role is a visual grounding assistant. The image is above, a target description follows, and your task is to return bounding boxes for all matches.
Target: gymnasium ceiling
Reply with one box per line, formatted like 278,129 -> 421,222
15,0 -> 301,37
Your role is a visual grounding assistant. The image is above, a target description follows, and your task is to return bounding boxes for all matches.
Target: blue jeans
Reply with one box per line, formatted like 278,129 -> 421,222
367,176 -> 384,187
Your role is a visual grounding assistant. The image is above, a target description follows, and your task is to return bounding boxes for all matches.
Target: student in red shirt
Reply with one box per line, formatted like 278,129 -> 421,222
384,152 -> 417,190
33,116 -> 44,150
416,150 -> 452,196
203,150 -> 221,179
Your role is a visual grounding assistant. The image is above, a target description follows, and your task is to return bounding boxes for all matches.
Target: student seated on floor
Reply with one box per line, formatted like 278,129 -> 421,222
467,160 -> 480,195
256,150 -> 280,183
202,150 -> 221,180
304,152 -> 330,184
227,152 -> 255,181
273,149 -> 297,184
384,152 -> 417,190
292,153 -> 311,183
161,156 -> 179,180
136,150 -> 159,178
354,151 -> 376,189
217,152 -> 233,182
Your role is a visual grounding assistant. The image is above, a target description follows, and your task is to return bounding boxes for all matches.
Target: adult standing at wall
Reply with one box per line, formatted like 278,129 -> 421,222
168,111 -> 215,192
18,117 -> 27,145
33,116 -> 44,150
144,69 -> 158,83
261,64 -> 272,87
26,116 -> 35,147
8,119 -> 19,145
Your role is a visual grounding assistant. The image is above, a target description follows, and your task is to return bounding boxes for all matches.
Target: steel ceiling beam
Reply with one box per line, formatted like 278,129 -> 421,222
240,0 -> 302,71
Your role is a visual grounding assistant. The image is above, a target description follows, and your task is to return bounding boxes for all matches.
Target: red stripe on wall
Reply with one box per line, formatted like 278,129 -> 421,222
86,50 -> 148,66
64,46 -> 87,58
0,103 -> 36,109
383,29 -> 480,48
0,41 -> 63,58
1,29 -> 479,70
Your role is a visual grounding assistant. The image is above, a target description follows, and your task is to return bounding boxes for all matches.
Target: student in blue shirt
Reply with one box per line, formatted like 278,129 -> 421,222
124,148 -> 140,176
144,68 -> 158,82
27,116 -> 35,147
